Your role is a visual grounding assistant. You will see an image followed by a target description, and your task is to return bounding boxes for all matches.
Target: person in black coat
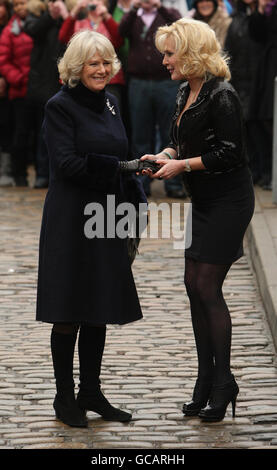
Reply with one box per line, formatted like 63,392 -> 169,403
142,17 -> 255,422
24,0 -> 67,188
224,0 -> 264,185
36,30 -> 148,427
247,0 -> 277,189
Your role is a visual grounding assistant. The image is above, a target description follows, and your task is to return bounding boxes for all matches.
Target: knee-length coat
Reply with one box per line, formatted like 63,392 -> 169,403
36,82 -> 146,325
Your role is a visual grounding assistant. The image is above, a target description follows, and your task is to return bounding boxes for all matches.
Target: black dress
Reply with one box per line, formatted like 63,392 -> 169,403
169,77 -> 255,265
36,82 -> 146,325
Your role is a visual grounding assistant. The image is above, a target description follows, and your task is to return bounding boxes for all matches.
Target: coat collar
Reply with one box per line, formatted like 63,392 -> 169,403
63,81 -> 106,113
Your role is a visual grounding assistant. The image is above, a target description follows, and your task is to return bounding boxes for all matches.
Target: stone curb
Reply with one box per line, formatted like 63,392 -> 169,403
247,195 -> 277,351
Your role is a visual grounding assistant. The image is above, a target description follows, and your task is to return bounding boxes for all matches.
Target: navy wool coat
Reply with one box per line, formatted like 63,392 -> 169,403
36,82 -> 146,325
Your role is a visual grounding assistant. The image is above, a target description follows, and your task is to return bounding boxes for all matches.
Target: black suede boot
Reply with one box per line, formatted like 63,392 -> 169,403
51,327 -> 87,427
77,325 -> 132,422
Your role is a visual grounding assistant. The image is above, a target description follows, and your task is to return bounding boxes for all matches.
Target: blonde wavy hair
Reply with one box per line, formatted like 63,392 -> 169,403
58,30 -> 121,88
155,17 -> 231,81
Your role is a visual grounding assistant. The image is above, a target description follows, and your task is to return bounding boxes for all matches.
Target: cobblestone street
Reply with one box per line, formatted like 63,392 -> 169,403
1,183 -> 277,450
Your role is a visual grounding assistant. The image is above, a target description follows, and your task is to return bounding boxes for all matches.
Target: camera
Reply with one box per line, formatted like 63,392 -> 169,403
77,4 -> 96,19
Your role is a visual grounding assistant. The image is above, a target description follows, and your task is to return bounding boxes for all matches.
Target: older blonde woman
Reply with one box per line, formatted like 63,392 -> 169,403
36,30 -> 147,427
59,0 -> 125,108
142,18 -> 255,422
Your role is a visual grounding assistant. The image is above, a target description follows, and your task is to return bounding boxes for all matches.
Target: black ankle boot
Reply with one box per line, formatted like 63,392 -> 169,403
53,392 -> 88,427
77,389 -> 132,422
183,378 -> 213,416
198,374 -> 239,422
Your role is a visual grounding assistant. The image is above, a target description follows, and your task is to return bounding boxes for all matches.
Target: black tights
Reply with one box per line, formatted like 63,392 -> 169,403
184,258 -> 232,385
52,323 -> 105,334
51,323 -> 106,397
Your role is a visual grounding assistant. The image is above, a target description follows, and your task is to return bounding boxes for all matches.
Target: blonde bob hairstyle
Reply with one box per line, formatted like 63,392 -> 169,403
58,30 -> 121,88
155,18 -> 231,81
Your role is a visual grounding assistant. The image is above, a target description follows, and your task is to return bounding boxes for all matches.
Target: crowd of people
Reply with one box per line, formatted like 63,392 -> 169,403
0,0 -> 276,192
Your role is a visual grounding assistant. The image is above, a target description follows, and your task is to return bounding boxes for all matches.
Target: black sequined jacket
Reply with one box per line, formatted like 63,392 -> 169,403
168,76 -> 248,183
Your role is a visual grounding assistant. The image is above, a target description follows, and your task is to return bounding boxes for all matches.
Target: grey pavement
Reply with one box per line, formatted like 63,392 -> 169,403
247,187 -> 277,352
0,175 -> 277,449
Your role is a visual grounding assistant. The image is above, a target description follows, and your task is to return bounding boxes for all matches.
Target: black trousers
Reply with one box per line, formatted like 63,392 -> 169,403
11,98 -> 34,178
11,98 -> 49,178
247,119 -> 273,181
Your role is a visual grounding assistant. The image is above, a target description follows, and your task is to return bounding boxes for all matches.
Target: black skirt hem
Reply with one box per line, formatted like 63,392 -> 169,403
36,314 -> 143,326
184,251 -> 244,266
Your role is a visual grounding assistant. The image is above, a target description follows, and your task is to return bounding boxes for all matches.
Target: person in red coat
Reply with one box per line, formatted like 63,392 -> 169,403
0,0 -> 33,186
0,0 -> 13,187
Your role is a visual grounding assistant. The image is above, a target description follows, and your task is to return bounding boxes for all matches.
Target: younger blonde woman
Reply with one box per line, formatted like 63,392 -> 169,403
142,18 -> 255,422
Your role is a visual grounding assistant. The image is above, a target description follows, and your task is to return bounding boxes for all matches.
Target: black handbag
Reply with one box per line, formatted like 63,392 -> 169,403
122,175 -> 147,265
127,236 -> 141,265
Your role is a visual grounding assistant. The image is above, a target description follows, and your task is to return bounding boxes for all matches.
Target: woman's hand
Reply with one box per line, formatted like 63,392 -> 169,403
70,0 -> 89,18
54,0 -> 69,19
139,153 -> 166,176
96,3 -> 111,20
140,152 -> 176,176
140,152 -> 171,162
149,159 -> 186,179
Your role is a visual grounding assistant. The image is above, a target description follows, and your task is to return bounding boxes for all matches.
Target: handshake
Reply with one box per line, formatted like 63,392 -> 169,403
119,159 -> 161,174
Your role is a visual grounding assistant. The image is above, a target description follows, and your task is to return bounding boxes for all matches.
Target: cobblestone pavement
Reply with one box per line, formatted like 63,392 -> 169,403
1,183 -> 277,450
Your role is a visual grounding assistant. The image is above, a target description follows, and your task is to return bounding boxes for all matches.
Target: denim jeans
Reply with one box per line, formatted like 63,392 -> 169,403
128,77 -> 184,195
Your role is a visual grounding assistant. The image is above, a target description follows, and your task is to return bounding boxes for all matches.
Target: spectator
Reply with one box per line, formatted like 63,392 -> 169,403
0,0 -> 11,34
0,0 -> 33,187
191,0 -> 231,48
59,0 -> 125,109
0,0 -> 13,187
0,76 -> 14,186
109,0 -> 131,72
107,0 -> 133,141
247,0 -> 277,190
119,0 -> 186,198
225,0 -> 264,185
24,0 -> 67,189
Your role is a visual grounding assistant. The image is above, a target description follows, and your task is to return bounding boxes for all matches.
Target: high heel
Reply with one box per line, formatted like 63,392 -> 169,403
198,374 -> 239,422
231,395 -> 237,418
183,378 -> 213,416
